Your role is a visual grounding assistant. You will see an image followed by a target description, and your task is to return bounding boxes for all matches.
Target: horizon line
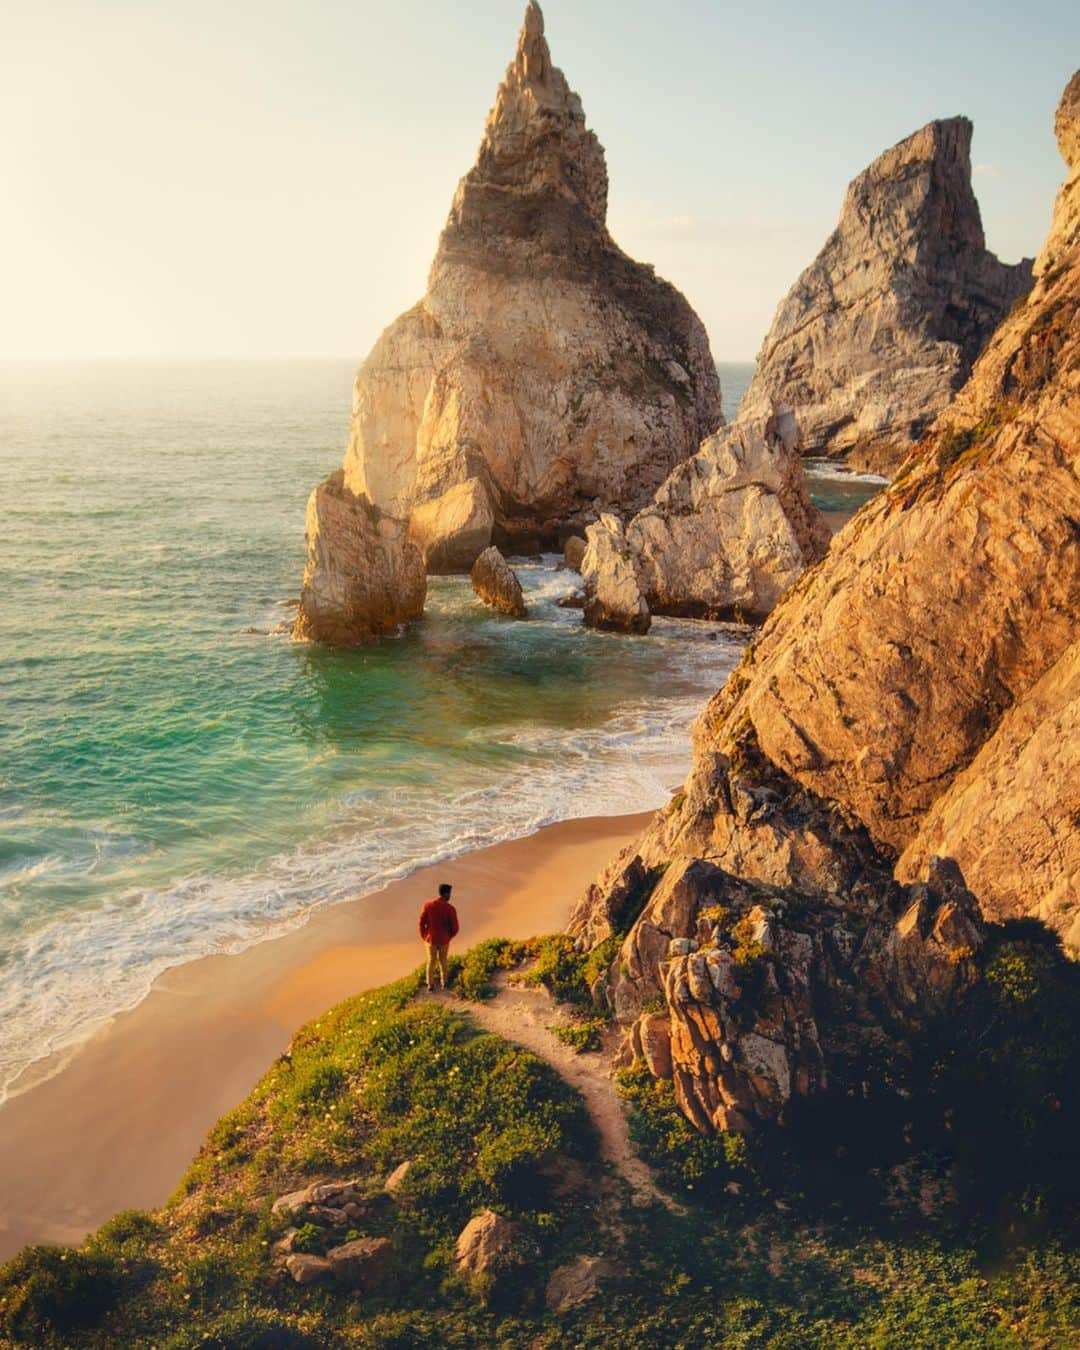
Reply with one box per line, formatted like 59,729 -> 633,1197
0,353 -> 759,366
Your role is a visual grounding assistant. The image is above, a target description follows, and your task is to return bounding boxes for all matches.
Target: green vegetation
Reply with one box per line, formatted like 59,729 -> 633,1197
551,1018 -> 607,1054
454,936 -> 522,1000
935,403 -> 1018,472
2,922 -> 1078,1347
616,1062 -> 750,1194
521,934 -> 596,1005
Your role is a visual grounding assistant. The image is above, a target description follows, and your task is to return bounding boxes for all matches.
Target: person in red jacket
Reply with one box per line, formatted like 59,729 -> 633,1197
418,882 -> 459,991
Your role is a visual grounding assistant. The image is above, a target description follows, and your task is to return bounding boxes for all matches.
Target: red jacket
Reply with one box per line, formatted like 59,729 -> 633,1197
419,897 -> 459,946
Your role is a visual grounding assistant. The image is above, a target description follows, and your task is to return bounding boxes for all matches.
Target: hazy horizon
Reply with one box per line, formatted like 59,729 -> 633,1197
3,0 -> 1077,364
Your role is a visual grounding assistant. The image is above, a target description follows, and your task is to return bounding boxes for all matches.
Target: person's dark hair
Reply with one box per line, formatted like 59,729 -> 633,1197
438,883 -> 452,898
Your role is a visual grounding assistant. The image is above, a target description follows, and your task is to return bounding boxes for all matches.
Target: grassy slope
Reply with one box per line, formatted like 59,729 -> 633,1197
1,932 -> 1079,1349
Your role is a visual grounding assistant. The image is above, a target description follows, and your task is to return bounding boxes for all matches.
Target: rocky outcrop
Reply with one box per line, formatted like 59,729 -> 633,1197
293,472 -> 426,644
656,858 -> 981,1133
270,1177 -> 394,1288
581,403 -> 830,628
581,514 -> 650,633
321,3 -> 721,585
741,117 -> 1033,476
471,546 -> 527,617
570,70 -> 1080,1130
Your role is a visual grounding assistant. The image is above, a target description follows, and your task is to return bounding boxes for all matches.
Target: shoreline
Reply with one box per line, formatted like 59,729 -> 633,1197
0,809 -> 651,1261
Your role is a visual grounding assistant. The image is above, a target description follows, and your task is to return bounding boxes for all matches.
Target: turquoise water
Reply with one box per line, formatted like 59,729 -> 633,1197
0,361 -> 756,1102
803,458 -> 888,513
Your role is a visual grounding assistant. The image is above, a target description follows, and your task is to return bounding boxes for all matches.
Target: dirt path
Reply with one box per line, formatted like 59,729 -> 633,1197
430,974 -> 676,1211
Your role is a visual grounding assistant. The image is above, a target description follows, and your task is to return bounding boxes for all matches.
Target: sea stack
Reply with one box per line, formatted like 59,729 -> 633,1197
741,117 -> 1034,475
307,1 -> 721,621
570,69 -> 1080,1132
293,473 -> 426,645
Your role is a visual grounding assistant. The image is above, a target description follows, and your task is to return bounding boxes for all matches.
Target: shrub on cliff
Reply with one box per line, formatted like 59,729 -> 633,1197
0,1246 -> 120,1341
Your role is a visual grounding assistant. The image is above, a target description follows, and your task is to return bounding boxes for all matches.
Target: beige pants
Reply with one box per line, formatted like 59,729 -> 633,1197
426,941 -> 450,988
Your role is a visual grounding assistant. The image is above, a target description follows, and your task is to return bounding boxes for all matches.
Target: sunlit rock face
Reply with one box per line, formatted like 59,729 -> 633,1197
741,117 -> 1034,476
581,402 -> 830,629
293,472 -> 425,646
570,69 -> 1080,1132
338,1 -> 722,574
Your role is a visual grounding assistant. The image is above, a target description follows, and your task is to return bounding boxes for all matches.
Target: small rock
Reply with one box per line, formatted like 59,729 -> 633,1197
667,937 -> 698,957
272,1187 -> 314,1217
471,546 -> 528,618
455,1210 -> 520,1276
308,1205 -> 349,1226
385,1161 -> 413,1198
326,1236 -> 393,1290
285,1253 -> 333,1285
557,592 -> 585,609
562,536 -> 587,571
271,1178 -> 364,1217
545,1255 -> 620,1313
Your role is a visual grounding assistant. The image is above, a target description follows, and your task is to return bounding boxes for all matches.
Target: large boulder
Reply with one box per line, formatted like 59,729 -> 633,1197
581,514 -> 651,634
292,473 -> 426,644
568,69 -> 1080,1130
741,117 -> 1033,476
471,546 -> 527,617
305,1 -> 721,598
583,402 -> 830,625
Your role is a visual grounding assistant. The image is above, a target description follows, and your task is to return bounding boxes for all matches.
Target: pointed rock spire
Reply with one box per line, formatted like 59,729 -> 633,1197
515,2 -> 551,89
741,115 -> 1033,474
294,3 -> 722,637
448,1 -> 609,237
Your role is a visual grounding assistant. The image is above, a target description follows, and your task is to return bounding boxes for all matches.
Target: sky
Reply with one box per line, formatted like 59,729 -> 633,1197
2,0 -> 1077,362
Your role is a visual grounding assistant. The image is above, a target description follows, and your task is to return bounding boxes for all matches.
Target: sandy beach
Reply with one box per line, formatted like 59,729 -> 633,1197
0,810 -> 650,1261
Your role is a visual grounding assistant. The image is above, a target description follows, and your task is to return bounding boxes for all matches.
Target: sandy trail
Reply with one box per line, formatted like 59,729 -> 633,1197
431,973 -> 676,1211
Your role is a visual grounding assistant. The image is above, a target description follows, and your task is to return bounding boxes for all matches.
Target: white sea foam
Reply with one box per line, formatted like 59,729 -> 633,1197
804,458 -> 889,486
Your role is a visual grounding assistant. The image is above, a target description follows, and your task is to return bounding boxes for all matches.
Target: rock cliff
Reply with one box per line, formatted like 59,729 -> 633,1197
570,70 -> 1080,1133
741,117 -> 1033,476
335,2 -> 721,581
581,402 -> 830,628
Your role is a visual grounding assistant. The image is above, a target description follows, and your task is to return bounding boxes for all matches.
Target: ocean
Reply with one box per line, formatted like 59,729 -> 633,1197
0,360 -> 880,1105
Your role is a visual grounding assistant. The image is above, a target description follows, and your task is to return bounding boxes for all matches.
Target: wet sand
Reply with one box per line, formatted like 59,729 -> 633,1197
0,811 -> 650,1260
